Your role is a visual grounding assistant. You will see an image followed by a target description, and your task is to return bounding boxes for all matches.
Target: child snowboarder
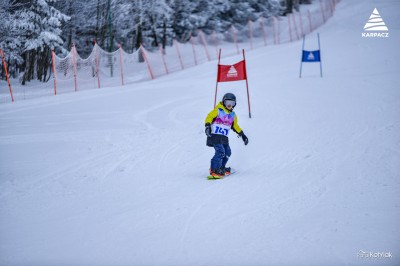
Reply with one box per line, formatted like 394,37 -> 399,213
205,92 -> 249,178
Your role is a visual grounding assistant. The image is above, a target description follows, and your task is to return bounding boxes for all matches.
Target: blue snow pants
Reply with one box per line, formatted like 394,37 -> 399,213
211,143 -> 232,170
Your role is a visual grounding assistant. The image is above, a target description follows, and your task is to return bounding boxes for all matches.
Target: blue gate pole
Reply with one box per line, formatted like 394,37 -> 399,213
318,33 -> 323,77
299,35 -> 305,78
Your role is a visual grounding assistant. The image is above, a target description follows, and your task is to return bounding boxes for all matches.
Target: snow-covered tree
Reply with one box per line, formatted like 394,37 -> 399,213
55,0 -> 109,56
0,1 -> 24,79
217,0 -> 255,32
201,0 -> 231,34
169,0 -> 199,42
251,0 -> 284,19
113,0 -> 137,51
5,0 -> 69,84
141,0 -> 174,49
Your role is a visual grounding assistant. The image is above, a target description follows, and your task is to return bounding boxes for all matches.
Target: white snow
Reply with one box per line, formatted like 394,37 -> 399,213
1,0 -> 400,265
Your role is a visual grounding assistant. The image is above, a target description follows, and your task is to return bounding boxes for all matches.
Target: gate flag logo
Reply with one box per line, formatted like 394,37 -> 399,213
302,50 -> 321,63
364,8 -> 388,31
217,60 -> 247,82
227,66 -> 238,78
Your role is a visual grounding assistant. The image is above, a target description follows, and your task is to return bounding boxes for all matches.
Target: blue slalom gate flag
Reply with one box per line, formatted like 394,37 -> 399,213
302,50 -> 321,62
299,33 -> 323,78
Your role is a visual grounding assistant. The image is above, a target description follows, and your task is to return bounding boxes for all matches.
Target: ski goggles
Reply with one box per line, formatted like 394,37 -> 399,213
224,100 -> 236,107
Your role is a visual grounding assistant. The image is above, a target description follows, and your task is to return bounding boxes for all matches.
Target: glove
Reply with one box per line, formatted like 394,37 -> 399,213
205,124 -> 212,137
240,132 -> 249,145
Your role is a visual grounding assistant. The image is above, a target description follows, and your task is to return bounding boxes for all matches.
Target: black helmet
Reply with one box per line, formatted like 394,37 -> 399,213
222,93 -> 236,102
222,93 -> 236,108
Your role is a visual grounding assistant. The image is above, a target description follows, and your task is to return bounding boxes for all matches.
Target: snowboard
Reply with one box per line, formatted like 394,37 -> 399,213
207,169 -> 236,180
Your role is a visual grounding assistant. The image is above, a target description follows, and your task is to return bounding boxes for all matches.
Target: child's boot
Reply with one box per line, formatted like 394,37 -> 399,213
223,167 -> 231,175
209,168 -> 225,178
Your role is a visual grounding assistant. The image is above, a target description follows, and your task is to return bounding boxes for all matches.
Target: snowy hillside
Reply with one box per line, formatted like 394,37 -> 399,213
1,0 -> 399,265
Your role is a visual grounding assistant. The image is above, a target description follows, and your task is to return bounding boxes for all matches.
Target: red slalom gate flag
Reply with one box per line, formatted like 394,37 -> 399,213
214,49 -> 252,118
217,60 -> 247,82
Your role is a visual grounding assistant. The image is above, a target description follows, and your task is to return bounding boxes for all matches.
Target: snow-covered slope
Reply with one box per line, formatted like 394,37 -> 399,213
1,1 -> 399,265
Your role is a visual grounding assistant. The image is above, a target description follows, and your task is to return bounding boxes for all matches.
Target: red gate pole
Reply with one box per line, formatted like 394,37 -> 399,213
214,49 -> 221,108
242,49 -> 252,118
51,49 -> 57,95
0,49 -> 14,102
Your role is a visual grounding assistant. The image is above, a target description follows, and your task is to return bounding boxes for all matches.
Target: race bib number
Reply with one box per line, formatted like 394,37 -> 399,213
211,124 -> 230,136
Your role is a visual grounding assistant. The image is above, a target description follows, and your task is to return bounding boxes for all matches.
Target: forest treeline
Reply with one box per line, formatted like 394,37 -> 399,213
0,0 -> 311,84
